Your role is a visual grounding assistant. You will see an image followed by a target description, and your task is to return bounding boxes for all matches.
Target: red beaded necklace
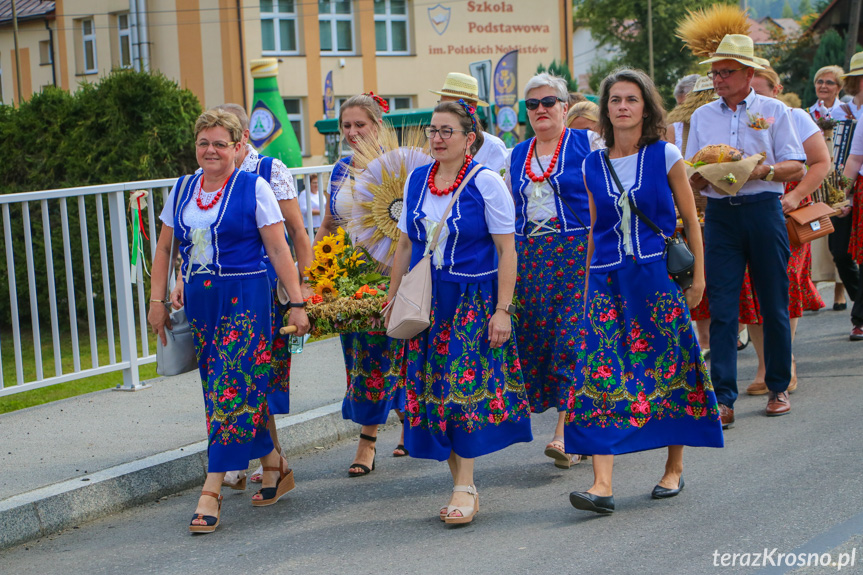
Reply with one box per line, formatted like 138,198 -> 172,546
427,155 -> 473,197
197,173 -> 232,210
525,130 -> 565,183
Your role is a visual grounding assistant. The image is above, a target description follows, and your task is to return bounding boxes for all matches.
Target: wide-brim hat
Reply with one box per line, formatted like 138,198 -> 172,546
842,52 -> 863,78
699,34 -> 765,70
429,72 -> 489,107
692,76 -> 714,92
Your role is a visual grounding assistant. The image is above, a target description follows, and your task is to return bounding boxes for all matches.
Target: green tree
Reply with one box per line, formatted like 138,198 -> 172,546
781,0 -> 794,18
573,0 -> 736,106
0,69 -> 201,326
798,0 -> 814,16
761,30 -> 818,102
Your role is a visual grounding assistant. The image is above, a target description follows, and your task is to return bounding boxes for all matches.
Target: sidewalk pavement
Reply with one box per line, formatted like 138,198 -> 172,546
0,336 -> 397,550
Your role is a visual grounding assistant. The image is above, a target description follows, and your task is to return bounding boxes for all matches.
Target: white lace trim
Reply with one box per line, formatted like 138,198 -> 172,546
241,144 -> 296,200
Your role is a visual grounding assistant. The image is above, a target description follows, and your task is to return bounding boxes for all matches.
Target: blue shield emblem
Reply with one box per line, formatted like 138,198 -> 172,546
428,4 -> 451,36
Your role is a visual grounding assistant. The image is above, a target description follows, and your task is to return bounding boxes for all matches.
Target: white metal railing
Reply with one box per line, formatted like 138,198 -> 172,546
0,166 -> 333,398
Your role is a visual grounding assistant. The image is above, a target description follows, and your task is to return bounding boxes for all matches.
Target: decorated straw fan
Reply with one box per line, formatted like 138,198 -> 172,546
338,125 -> 432,272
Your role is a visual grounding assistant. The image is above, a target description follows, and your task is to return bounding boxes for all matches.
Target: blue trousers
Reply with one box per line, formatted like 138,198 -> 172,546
705,194 -> 792,408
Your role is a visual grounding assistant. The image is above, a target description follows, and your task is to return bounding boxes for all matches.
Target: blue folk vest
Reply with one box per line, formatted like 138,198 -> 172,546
174,169 -> 267,278
583,141 -> 676,272
509,128 -> 593,239
328,156 -> 352,218
404,160 -> 498,282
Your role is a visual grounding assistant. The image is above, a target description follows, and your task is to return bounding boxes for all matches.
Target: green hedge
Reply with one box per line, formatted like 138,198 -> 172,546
0,70 -> 202,328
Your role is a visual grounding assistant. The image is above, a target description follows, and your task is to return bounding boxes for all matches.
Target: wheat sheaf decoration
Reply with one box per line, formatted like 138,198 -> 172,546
667,90 -> 717,124
338,125 -> 431,273
676,4 -> 751,57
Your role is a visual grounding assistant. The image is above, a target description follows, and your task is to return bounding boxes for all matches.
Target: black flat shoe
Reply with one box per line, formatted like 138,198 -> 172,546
834,302 -> 847,311
651,476 -> 684,499
569,491 -> 615,514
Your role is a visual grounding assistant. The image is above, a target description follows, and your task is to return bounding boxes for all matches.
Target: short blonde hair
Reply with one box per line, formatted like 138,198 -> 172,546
194,109 -> 243,142
566,101 -> 599,126
814,65 -> 845,85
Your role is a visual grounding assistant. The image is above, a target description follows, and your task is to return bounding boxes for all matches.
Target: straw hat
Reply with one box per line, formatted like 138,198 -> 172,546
842,52 -> 863,78
429,72 -> 489,107
692,76 -> 714,93
699,34 -> 765,70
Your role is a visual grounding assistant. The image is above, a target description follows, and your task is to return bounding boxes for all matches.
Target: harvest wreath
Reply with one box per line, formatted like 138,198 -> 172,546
285,227 -> 390,336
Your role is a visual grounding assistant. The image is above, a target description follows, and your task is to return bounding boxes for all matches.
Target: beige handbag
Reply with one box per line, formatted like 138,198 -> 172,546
386,164 -> 482,340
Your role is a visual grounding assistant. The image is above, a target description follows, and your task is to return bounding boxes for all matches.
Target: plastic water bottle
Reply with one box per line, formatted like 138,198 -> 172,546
289,334 -> 304,354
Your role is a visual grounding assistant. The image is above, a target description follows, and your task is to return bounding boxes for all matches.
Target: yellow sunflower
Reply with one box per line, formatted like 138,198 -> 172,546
314,277 -> 339,300
316,235 -> 344,259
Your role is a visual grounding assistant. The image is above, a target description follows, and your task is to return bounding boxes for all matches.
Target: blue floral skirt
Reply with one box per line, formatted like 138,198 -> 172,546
516,229 -> 589,413
404,278 -> 533,462
265,263 -> 291,415
186,273 -> 275,472
340,332 -> 406,425
564,257 -> 724,455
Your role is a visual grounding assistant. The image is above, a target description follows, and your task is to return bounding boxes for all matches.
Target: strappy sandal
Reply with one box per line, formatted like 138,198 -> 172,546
544,436 -> 579,469
348,433 -> 377,477
189,490 -> 223,534
251,457 -> 295,507
250,448 -> 285,483
444,485 -> 479,525
221,470 -> 247,491
393,414 -> 409,457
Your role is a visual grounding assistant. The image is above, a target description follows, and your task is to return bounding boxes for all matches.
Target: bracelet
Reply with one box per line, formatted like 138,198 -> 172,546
288,302 -> 306,309
150,299 -> 167,304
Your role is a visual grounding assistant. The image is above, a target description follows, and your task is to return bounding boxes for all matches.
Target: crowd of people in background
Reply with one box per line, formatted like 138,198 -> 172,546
148,30 -> 863,533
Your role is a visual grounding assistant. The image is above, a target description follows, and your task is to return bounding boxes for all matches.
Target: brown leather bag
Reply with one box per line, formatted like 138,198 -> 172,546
386,165 -> 482,340
785,202 -> 835,247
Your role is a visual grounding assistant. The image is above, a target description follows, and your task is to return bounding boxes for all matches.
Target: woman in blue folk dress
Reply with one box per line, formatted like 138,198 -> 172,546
314,93 -> 406,476
388,101 -> 532,525
505,73 -> 603,469
565,69 -> 723,515
148,109 -> 310,533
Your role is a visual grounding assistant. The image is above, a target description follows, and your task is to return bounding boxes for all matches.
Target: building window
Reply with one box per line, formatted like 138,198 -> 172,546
319,0 -> 354,55
39,40 -> 52,66
81,18 -> 97,74
374,0 -> 408,55
387,96 -> 412,110
261,0 -> 299,55
283,97 -> 306,155
118,13 -> 132,68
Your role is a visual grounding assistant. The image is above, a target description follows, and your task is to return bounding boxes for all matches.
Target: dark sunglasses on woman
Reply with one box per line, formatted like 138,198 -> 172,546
525,96 -> 564,110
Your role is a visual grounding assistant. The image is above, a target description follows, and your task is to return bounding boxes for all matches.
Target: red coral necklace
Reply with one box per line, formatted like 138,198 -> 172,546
197,173 -> 232,210
428,155 -> 473,197
525,130 -> 565,184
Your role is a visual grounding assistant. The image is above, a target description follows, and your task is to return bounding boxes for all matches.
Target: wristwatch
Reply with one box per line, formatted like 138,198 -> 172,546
496,303 -> 516,315
764,164 -> 775,181
288,301 -> 306,309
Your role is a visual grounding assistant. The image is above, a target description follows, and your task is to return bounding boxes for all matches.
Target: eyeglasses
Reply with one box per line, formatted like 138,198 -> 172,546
815,79 -> 838,86
196,140 -> 235,150
706,68 -> 745,80
525,96 -> 564,110
424,127 -> 467,140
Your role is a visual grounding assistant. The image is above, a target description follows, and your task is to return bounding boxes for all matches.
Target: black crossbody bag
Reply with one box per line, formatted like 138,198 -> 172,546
602,149 -> 695,290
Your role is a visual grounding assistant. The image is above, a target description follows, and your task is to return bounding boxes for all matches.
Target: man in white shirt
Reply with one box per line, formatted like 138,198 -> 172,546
687,35 -> 806,426
430,72 -> 508,173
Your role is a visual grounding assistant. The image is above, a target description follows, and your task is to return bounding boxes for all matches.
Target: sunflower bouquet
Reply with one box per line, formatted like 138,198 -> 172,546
288,227 -> 391,336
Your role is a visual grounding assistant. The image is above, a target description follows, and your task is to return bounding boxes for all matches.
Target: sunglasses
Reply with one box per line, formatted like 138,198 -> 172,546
525,96 -> 564,110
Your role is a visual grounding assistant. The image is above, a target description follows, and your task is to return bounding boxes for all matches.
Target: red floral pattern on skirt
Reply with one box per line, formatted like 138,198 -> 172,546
850,174 -> 863,264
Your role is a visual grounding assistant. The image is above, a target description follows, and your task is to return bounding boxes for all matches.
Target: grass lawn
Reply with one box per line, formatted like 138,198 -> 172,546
0,327 -> 159,414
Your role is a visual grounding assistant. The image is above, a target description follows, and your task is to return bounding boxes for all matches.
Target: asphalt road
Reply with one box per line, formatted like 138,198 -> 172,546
1,306 -> 861,575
